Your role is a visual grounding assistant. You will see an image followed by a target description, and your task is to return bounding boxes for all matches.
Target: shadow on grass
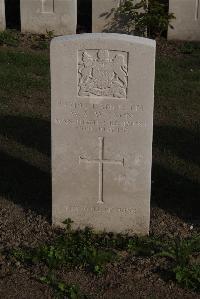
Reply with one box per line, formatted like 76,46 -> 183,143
0,115 -> 51,219
152,125 -> 200,223
0,116 -> 199,224
0,115 -> 50,157
151,163 -> 199,223
0,151 -> 51,218
154,126 -> 200,167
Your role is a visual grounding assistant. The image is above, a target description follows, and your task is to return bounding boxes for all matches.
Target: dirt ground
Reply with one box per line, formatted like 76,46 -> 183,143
0,198 -> 199,298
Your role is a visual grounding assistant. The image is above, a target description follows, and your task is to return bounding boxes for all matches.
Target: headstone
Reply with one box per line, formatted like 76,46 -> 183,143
20,0 -> 77,35
51,33 -> 156,235
92,0 -> 146,34
168,0 -> 200,41
0,0 -> 5,31
92,0 -> 121,32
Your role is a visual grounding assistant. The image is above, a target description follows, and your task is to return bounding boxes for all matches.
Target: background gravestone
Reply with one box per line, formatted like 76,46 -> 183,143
20,0 -> 77,35
0,0 -> 5,31
92,0 -> 121,33
168,0 -> 200,41
51,33 -> 156,235
92,0 -> 146,34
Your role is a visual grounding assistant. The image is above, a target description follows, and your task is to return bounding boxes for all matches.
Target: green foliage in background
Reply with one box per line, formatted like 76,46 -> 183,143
110,0 -> 175,37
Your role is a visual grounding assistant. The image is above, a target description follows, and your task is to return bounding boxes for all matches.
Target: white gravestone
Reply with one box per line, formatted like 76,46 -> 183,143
20,0 -> 77,35
92,0 -> 146,34
0,0 -> 5,31
92,0 -> 121,33
168,0 -> 200,41
51,33 -> 156,235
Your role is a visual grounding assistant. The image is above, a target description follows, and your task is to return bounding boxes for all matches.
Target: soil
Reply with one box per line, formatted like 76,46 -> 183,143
0,198 -> 199,298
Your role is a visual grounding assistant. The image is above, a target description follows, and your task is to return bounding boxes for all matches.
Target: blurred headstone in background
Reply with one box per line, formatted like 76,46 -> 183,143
20,0 -> 77,35
92,0 -> 121,33
0,0 -> 6,30
168,0 -> 200,41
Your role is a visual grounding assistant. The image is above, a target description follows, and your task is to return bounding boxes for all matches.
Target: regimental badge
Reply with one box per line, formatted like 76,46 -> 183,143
78,49 -> 128,99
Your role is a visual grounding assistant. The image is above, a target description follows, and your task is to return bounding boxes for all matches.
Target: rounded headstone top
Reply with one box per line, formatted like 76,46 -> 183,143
51,33 -> 156,48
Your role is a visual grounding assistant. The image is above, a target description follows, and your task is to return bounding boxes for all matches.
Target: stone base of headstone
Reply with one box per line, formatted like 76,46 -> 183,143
20,0 -> 77,35
168,0 -> 200,41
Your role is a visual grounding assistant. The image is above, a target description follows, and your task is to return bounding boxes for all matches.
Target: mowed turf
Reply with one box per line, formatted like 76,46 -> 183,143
0,43 -> 199,222
0,48 -> 51,216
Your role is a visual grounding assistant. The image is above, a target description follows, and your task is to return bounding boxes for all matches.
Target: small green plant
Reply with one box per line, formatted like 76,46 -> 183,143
157,236 -> 200,291
28,31 -> 53,50
63,218 -> 74,230
174,265 -> 200,291
11,221 -> 200,292
40,274 -> 86,298
13,221 -> 116,275
45,30 -> 54,39
128,236 -> 163,256
108,0 -> 175,38
158,236 -> 200,267
0,30 -> 20,47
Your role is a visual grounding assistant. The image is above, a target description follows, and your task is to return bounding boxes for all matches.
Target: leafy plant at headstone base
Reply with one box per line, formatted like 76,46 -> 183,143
12,219 -> 117,275
39,273 -> 87,299
109,0 -> 175,38
127,236 -> 163,256
157,236 -> 200,291
28,30 -> 54,50
11,220 -> 200,292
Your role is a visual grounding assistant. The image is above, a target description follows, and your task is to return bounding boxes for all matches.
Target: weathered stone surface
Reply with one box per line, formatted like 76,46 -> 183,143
168,0 -> 200,41
92,0 -> 121,33
51,33 -> 156,235
0,0 -> 5,31
20,0 -> 77,35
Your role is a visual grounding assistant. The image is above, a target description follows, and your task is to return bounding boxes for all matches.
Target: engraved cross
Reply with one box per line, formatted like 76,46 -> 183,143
79,137 -> 124,204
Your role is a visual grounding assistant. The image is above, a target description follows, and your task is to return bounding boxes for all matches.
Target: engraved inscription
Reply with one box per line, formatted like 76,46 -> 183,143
78,50 -> 128,99
79,137 -> 124,204
66,206 -> 136,214
42,0 -> 54,13
55,102 -> 146,133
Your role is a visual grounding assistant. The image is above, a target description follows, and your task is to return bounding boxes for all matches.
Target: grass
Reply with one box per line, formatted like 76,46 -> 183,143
0,35 -> 199,296
0,48 -> 50,97
0,30 -> 20,47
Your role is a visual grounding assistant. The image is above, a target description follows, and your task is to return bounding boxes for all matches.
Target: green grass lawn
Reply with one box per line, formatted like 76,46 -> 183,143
153,50 -> 200,222
0,47 -> 51,215
0,43 -> 199,220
